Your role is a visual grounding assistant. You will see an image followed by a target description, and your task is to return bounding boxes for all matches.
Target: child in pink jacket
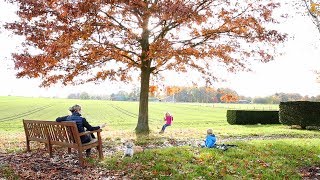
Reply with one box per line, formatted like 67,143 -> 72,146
159,112 -> 173,134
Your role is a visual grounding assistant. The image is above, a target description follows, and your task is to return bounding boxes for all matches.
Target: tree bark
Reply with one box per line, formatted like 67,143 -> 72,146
135,66 -> 151,134
136,11 -> 151,134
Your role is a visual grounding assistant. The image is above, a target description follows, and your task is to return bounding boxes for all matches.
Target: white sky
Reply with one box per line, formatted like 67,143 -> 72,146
0,1 -> 320,98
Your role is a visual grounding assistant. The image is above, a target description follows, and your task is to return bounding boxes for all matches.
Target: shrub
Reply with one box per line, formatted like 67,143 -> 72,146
279,101 -> 320,129
227,110 -> 279,125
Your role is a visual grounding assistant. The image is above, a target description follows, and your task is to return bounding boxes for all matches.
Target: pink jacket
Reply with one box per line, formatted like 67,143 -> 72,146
164,116 -> 173,125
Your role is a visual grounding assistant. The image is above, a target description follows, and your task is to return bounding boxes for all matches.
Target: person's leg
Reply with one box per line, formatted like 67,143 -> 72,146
163,124 -> 170,131
161,124 -> 166,131
160,124 -> 170,132
159,124 -> 167,133
91,133 -> 96,139
86,148 -> 91,157
159,125 -> 164,133
82,134 -> 93,157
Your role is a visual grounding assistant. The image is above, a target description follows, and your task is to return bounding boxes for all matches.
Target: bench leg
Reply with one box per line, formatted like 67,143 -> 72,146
97,133 -> 103,159
48,144 -> 53,158
78,150 -> 84,167
68,148 -> 71,154
26,140 -> 31,152
97,145 -> 103,159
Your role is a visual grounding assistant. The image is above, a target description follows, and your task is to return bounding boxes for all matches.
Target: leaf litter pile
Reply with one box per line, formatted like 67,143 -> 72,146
0,148 -> 125,179
300,166 -> 320,179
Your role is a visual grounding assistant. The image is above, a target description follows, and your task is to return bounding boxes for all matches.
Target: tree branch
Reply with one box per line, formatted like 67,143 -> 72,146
302,0 -> 320,34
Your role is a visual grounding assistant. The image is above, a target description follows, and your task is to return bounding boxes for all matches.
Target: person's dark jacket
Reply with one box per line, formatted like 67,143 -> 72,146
56,112 -> 100,143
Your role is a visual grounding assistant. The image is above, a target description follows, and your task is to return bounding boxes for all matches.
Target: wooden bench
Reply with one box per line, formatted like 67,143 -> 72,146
22,119 -> 103,167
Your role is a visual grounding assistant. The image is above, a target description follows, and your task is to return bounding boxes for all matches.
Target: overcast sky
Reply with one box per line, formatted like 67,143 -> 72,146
1,1 -> 320,98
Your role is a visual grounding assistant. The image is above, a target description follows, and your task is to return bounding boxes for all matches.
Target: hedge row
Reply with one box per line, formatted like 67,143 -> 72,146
227,110 -> 279,125
279,101 -> 320,129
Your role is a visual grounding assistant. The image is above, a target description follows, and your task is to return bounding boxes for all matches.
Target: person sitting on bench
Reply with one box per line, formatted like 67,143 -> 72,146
56,104 -> 106,157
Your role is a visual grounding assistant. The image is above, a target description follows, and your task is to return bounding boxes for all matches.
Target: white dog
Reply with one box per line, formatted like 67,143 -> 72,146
123,140 -> 134,158
122,140 -> 144,158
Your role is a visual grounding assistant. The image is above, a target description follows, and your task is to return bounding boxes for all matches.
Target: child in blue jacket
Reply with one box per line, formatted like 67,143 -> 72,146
204,129 -> 216,148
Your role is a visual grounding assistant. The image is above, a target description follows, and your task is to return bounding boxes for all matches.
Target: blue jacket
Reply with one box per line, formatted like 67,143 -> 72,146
205,134 -> 216,148
66,112 -> 86,133
56,112 -> 100,143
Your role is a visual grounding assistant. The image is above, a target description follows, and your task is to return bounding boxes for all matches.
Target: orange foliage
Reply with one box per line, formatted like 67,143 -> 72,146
165,86 -> 181,96
5,0 -> 287,88
221,94 -> 239,103
149,85 -> 158,96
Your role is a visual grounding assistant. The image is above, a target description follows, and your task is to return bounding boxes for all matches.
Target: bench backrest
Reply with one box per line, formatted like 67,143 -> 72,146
23,120 -> 82,147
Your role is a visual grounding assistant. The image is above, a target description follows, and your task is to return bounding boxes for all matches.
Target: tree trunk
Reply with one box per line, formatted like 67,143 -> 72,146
136,12 -> 151,134
135,67 -> 151,134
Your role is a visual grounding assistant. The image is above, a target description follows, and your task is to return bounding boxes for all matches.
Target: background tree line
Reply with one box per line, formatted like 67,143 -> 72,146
67,87 -> 320,104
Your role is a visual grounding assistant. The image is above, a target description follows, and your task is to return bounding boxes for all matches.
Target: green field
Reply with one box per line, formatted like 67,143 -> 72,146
1,96 -> 320,179
0,96 -> 318,139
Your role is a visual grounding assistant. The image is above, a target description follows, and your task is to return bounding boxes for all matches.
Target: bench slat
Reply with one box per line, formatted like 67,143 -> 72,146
25,122 -> 48,140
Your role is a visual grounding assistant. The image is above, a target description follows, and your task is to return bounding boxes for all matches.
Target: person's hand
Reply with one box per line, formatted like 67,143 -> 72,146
100,123 -> 107,128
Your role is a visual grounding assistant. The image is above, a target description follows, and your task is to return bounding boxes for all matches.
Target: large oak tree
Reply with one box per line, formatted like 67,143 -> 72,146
5,0 -> 286,134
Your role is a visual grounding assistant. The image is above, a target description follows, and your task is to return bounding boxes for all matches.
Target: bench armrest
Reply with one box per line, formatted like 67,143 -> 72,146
79,129 -> 102,136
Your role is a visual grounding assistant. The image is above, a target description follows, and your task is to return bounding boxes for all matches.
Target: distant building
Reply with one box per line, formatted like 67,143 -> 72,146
159,95 -> 175,102
237,100 -> 251,104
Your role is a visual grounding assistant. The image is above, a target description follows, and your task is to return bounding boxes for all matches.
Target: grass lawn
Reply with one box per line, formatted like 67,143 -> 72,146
102,138 -> 320,179
0,96 -> 320,179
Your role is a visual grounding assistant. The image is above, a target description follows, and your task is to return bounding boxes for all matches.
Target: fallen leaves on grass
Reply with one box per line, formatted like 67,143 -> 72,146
0,137 -> 196,179
257,159 -> 270,168
0,149 -> 124,179
300,166 -> 320,179
1,136 -> 316,179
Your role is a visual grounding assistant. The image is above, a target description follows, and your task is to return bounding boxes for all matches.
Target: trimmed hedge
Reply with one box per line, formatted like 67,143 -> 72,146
227,110 -> 280,125
279,101 -> 320,129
